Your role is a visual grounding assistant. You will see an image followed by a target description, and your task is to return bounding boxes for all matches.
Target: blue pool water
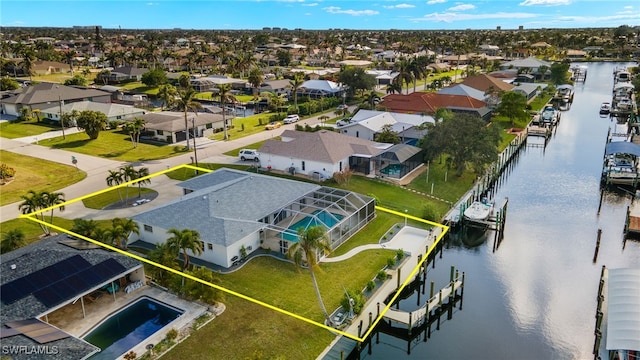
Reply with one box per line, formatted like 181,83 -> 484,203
380,164 -> 404,177
281,210 -> 343,242
84,297 -> 183,359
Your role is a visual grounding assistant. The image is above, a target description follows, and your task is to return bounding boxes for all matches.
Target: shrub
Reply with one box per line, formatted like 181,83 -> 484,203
366,280 -> 376,292
108,120 -> 122,130
376,270 -> 388,281
165,328 -> 178,342
396,249 -> 405,260
386,257 -> 396,268
340,289 -> 366,315
0,163 -> 16,180
421,203 -> 439,222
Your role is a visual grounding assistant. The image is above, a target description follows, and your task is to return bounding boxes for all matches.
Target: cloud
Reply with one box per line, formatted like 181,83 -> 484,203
448,4 -> 475,11
623,5 -> 633,9
302,2 -> 319,6
324,6 -> 379,16
519,0 -> 570,6
427,0 -> 446,4
556,12 -> 640,23
412,11 -> 537,23
383,3 -> 416,9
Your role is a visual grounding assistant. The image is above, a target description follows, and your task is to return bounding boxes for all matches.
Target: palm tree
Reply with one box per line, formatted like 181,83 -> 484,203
166,228 -> 203,271
287,226 -> 333,326
289,72 -> 305,112
19,48 -> 36,82
106,169 -> 124,203
18,190 -> 49,235
134,167 -> 151,198
215,83 -> 234,140
393,57 -> 413,94
386,80 -> 402,95
64,49 -> 77,75
157,84 -> 178,110
71,218 -> 99,238
247,67 -> 264,98
1,229 -> 25,253
147,242 -> 179,286
111,218 -> 139,249
175,88 -> 202,149
120,165 -> 137,204
124,117 -> 145,148
42,191 -> 65,225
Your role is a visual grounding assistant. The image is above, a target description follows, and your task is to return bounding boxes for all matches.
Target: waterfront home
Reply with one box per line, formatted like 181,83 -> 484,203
296,80 -> 346,100
379,92 -> 492,121
130,168 -> 376,267
0,235 -> 145,360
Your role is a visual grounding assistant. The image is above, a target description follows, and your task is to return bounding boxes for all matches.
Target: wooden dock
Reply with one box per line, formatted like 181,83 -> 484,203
623,202 -> 640,237
383,276 -> 464,327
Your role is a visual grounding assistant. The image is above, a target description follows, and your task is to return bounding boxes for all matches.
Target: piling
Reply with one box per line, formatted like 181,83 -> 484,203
593,229 -> 602,263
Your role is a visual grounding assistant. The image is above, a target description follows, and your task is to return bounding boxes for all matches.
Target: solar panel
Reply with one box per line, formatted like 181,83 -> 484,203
33,258 -> 128,308
0,255 -> 92,305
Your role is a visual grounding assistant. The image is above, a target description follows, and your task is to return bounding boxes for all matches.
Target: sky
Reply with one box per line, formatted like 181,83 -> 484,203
1,0 -> 639,31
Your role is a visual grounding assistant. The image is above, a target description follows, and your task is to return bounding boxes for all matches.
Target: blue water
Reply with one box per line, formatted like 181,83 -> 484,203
84,297 -> 183,359
380,164 -> 404,177
281,210 -> 343,242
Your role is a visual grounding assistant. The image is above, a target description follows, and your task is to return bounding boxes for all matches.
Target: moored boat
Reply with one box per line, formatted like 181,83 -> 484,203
463,199 -> 494,222
600,102 -> 611,115
541,105 -> 559,125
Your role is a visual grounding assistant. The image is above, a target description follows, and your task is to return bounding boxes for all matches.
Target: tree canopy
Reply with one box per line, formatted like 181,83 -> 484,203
375,124 -> 401,144
497,91 -> 529,125
420,113 -> 501,176
337,67 -> 376,97
550,62 -> 571,85
141,68 -> 168,87
76,110 -> 108,139
63,75 -> 88,86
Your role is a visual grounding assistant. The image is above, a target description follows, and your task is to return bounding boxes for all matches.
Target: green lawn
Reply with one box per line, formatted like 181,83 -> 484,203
0,217 -> 114,254
0,150 -> 86,206
0,119 -> 62,139
330,211 -> 406,256
82,187 -> 157,209
164,163 -> 254,181
119,82 -> 160,95
208,113 -> 278,141
39,130 -> 189,161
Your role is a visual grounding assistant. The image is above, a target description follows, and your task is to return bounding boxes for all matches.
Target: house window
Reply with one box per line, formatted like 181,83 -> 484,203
356,131 -> 359,138
144,224 -> 153,232
279,240 -> 289,254
246,246 -> 252,251
199,241 -> 205,252
339,161 -> 343,171
206,123 -> 212,129
157,130 -> 164,135
207,243 -> 213,251
302,161 -> 306,171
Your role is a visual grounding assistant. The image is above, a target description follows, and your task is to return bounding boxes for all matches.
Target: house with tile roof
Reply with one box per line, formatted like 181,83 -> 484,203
130,168 -> 376,267
437,84 -> 487,102
379,92 -> 492,121
0,83 -> 111,117
459,74 -> 515,93
0,235 -> 144,360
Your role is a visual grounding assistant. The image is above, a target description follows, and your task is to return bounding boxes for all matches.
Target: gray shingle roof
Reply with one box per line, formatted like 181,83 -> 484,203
259,130 -> 389,163
141,111 -> 224,132
0,83 -> 110,105
0,235 -> 140,360
133,169 -> 320,246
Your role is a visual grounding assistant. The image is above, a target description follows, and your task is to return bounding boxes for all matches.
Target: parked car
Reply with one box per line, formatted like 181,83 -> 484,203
336,117 -> 353,127
283,114 -> 300,124
336,104 -> 349,110
265,121 -> 282,130
310,171 -> 327,182
239,149 -> 260,161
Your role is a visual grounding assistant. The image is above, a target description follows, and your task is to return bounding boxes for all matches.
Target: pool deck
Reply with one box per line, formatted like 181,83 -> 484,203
44,285 -> 209,359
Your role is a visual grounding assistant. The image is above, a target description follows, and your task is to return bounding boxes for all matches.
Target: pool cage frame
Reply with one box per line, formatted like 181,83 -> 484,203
264,187 -> 376,255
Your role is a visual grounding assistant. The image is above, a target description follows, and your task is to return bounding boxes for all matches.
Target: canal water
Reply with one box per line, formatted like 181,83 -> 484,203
361,62 -> 640,360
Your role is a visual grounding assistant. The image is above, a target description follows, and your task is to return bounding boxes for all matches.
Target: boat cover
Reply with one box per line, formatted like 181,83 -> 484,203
605,142 -> 640,157
556,84 -> 574,90
606,268 -> 640,351
613,82 -> 634,90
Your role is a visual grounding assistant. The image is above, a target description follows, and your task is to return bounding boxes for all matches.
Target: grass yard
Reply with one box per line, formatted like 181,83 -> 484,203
164,163 -> 253,181
39,130 -> 189,161
406,159 -> 479,204
81,187 -> 156,209
0,150 -> 86,206
0,119 -> 63,139
208,113 -> 278,141
164,295 -> 334,360
119,82 -> 160,95
330,211 -> 407,256
0,217 -> 114,254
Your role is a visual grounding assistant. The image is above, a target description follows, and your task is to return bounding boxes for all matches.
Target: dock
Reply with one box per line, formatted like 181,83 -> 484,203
623,202 -> 640,238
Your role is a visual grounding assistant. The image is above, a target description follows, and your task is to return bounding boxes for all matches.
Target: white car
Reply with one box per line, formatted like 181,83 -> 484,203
283,114 -> 300,124
336,118 -> 352,127
239,149 -> 260,161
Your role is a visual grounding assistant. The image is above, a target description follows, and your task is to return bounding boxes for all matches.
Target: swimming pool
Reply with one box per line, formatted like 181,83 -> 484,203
380,164 -> 405,177
84,296 -> 183,359
281,210 -> 344,242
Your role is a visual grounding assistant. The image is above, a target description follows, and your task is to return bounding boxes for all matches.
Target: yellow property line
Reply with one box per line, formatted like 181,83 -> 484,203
20,164 -> 448,343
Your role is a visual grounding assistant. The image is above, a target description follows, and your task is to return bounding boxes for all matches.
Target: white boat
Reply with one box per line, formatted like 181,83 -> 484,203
600,102 -> 611,114
463,200 -> 494,222
541,106 -> 559,125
